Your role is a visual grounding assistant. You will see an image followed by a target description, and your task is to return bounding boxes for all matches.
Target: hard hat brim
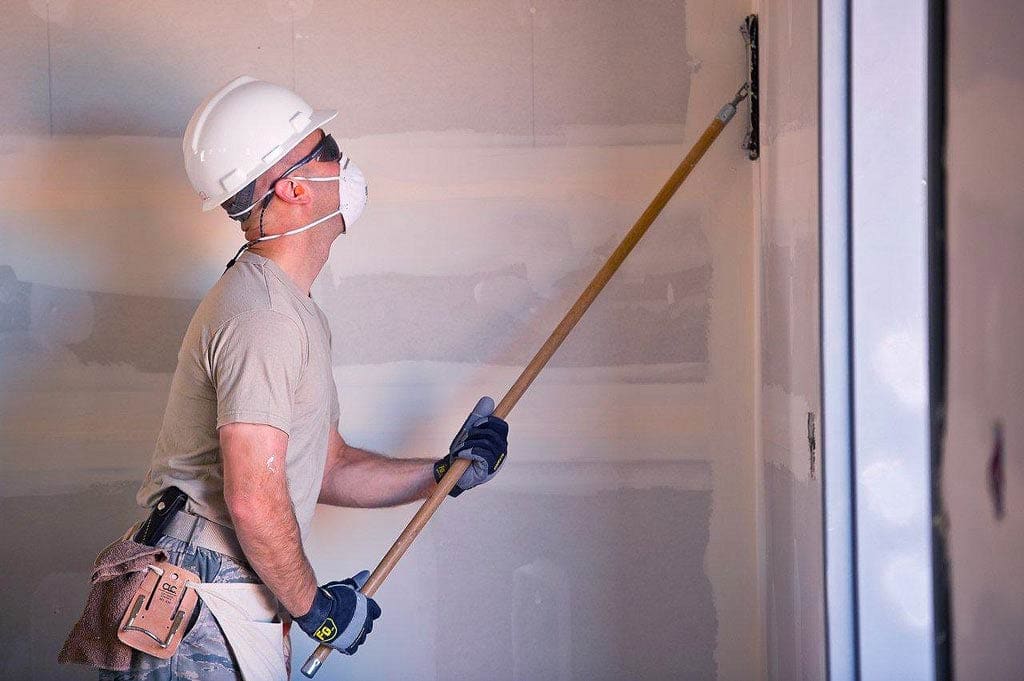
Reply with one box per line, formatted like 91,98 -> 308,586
200,107 -> 339,212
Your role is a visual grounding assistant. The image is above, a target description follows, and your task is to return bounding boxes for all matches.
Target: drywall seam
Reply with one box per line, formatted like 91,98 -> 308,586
680,0 -> 761,677
751,2 -> 770,671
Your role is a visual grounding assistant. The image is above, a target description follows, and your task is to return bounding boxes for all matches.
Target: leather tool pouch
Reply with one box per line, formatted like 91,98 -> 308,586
133,487 -> 188,547
117,556 -> 200,659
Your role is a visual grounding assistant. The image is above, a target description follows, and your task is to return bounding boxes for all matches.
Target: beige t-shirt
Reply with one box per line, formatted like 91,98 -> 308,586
137,250 -> 339,538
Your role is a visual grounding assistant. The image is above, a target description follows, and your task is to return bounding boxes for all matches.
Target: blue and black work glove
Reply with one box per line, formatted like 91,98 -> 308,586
294,570 -> 381,655
433,413 -> 509,497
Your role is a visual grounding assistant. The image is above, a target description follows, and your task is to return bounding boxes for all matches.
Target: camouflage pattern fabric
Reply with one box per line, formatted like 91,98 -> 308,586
100,536 -> 283,681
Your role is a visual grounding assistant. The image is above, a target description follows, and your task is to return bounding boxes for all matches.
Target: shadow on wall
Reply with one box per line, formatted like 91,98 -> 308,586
0,483 -> 140,681
0,265 -> 171,678
0,13 -> 221,673
436,488 -> 716,681
0,444 -> 720,677
762,463 -> 825,681
0,1 -> 743,677
0,222 -> 711,371
0,252 -> 715,680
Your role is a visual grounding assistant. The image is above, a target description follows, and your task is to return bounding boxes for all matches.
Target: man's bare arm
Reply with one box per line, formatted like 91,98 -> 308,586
318,429 -> 436,508
220,422 -> 317,617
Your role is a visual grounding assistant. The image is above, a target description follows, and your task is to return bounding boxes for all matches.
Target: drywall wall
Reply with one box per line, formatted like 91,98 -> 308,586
944,0 -> 1024,677
755,1 -> 826,679
0,2 -> 758,679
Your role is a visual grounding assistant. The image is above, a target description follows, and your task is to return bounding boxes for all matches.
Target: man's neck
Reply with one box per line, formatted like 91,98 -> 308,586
248,237 -> 331,297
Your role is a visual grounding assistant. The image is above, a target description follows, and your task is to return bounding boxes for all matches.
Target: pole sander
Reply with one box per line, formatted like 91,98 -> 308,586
303,39 -> 758,678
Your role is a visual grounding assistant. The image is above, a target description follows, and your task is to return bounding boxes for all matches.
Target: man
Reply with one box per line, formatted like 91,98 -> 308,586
113,76 -> 509,680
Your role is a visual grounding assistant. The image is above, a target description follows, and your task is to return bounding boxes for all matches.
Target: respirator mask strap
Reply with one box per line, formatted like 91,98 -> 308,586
225,133 -> 341,220
224,136 -> 365,270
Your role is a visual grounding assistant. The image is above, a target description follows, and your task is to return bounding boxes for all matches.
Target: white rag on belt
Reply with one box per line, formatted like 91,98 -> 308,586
188,582 -> 290,681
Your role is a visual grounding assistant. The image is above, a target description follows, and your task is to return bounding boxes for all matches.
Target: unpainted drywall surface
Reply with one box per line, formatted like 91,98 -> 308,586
755,0 -> 827,679
945,0 -> 1024,677
0,2 -> 757,679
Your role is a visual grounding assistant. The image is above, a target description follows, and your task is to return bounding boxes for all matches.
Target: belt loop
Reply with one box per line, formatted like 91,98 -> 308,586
184,513 -> 204,550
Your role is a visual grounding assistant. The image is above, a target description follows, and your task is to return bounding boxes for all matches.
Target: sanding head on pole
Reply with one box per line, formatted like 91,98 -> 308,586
300,82 -> 749,679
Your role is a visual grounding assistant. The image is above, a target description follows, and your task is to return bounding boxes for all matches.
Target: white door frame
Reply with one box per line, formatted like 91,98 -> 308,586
819,0 -> 951,678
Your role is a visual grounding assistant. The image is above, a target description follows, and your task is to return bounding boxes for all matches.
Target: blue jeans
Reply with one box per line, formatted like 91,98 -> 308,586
99,536 -> 273,681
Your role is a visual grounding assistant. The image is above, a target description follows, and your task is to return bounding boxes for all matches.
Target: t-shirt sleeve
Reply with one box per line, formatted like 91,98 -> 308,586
329,378 -> 340,429
326,324 -> 341,429
208,310 -> 306,434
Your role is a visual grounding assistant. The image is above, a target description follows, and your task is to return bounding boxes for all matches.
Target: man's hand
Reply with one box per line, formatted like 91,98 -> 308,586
294,570 -> 381,655
433,415 -> 509,497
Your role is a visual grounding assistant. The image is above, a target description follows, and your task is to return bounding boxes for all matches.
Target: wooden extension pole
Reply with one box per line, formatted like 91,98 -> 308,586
302,83 -> 749,678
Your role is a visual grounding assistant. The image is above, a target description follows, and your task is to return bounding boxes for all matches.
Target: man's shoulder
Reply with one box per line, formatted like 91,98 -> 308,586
193,260 -> 305,335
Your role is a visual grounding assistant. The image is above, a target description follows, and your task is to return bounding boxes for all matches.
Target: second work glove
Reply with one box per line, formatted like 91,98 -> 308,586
294,571 -> 381,655
433,414 -> 509,497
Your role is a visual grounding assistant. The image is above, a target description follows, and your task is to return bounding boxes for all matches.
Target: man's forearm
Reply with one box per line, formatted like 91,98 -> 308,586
229,488 -> 318,617
319,445 -> 436,508
220,421 -> 319,617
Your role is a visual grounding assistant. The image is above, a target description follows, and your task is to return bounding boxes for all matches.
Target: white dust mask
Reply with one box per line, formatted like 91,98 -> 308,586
291,153 -> 368,233
225,153 -> 368,268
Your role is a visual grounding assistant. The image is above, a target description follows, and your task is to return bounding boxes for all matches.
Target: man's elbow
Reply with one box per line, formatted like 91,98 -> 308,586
224,474 -> 281,527
219,422 -> 290,525
224,485 -> 260,526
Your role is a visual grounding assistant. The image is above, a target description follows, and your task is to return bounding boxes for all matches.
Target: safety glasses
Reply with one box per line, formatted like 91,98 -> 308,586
274,132 -> 342,181
226,132 -> 341,220
257,132 -> 341,212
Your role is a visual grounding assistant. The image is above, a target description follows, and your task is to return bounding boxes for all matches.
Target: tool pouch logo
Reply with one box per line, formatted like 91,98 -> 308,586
314,618 -> 338,642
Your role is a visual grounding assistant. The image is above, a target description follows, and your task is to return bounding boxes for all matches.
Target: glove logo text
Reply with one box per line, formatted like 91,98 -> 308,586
314,618 -> 338,642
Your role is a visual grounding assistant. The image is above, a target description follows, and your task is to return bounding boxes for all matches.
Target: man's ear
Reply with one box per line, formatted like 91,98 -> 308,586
273,178 -> 312,205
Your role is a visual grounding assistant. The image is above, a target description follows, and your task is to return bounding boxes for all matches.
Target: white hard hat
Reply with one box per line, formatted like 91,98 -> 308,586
183,76 -> 338,211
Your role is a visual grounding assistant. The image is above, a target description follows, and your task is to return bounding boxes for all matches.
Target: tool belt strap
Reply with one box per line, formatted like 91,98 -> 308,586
161,511 -> 246,564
